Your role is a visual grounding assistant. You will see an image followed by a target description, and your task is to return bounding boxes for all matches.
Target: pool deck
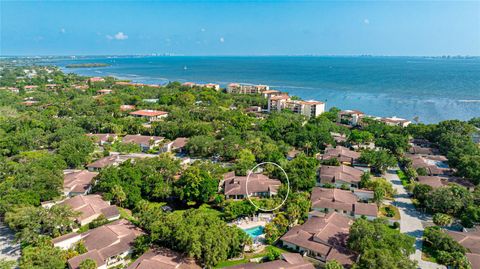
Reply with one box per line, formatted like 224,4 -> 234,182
235,220 -> 266,230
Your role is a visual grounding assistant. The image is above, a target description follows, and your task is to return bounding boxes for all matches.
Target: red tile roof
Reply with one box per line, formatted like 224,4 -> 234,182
129,109 -> 168,117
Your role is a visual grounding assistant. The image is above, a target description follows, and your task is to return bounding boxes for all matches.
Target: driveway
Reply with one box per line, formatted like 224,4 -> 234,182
0,222 -> 20,262
385,168 -> 445,269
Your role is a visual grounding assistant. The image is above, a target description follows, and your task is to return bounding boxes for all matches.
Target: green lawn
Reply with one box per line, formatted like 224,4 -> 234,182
396,170 -> 411,187
214,246 -> 289,268
379,204 -> 401,220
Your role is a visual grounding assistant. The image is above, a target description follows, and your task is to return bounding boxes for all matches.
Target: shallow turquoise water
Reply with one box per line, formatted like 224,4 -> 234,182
51,56 -> 480,123
243,226 -> 264,238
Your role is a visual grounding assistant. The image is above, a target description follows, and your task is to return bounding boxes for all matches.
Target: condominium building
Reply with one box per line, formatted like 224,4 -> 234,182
226,83 -> 270,94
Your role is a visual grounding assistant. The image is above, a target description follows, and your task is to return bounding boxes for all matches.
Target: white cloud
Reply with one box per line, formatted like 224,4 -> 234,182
219,37 -> 225,43
106,32 -> 128,40
364,19 -> 370,25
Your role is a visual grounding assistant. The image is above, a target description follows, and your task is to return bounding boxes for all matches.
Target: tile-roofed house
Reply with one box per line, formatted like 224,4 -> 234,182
416,176 -> 445,189
330,132 -> 348,144
86,153 -> 158,172
407,154 -> 451,176
58,194 -> 120,226
318,165 -> 364,189
86,133 -> 118,145
280,212 -> 357,267
161,137 -> 188,153
408,145 -> 440,156
224,253 -> 315,269
127,248 -> 201,269
320,146 -> 361,165
53,219 -> 143,269
120,104 -> 136,111
223,172 -> 282,200
23,85 -> 38,91
88,77 -> 105,83
287,149 -> 302,160
122,135 -> 164,152
97,89 -> 113,95
447,177 -> 476,191
63,170 -> 98,196
86,155 -> 129,171
446,228 -> 480,255
129,109 -> 168,122
338,110 -> 364,126
380,116 -> 411,127
446,228 -> 480,268
311,187 -> 378,220
466,253 -> 480,269
204,83 -> 220,91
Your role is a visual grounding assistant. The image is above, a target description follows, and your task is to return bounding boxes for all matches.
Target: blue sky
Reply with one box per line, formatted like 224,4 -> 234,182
1,1 -> 479,56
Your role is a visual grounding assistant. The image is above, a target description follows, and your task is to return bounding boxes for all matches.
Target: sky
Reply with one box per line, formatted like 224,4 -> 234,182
1,0 -> 479,56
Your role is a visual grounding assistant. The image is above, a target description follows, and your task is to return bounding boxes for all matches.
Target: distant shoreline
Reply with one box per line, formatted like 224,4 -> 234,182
65,63 -> 110,68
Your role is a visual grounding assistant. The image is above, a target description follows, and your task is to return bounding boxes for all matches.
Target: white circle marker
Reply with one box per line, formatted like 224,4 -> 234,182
245,162 -> 289,212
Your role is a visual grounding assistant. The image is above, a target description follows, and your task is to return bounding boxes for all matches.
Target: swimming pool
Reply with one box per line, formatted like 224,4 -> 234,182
243,226 -> 264,238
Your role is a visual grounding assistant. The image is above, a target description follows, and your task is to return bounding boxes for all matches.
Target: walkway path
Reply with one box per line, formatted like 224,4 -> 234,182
385,168 -> 445,269
0,222 -> 20,262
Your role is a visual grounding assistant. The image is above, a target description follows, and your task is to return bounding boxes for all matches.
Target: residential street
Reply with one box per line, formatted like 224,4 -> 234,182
385,168 -> 445,269
0,222 -> 20,262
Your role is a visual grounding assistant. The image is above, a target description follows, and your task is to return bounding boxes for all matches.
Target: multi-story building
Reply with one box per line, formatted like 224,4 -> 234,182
267,94 -> 325,118
226,83 -> 270,94
286,100 -> 325,118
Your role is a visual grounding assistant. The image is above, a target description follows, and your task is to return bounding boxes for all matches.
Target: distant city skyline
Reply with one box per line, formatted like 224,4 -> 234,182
1,1 -> 479,56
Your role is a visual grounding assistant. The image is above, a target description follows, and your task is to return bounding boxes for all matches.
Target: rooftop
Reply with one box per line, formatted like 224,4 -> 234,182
129,109 -> 168,117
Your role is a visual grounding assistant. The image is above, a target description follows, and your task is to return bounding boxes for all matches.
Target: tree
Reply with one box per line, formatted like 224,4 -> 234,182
19,241 -> 67,269
423,226 -> 470,268
348,130 -> 374,147
373,186 -> 385,206
348,218 -> 416,269
285,192 -> 311,225
359,172 -> 371,188
325,260 -> 344,269
79,259 -> 97,269
355,248 -> 417,269
5,205 -> 78,244
234,149 -> 256,176
111,184 -> 127,206
284,153 -> 318,191
432,213 -> 453,226
412,183 -> 433,204
265,247 -> 281,261
144,207 -> 249,267
0,259 -> 16,269
58,136 -> 94,168
264,214 -> 289,244
175,165 -> 218,204
424,185 -> 473,216
359,149 -> 397,174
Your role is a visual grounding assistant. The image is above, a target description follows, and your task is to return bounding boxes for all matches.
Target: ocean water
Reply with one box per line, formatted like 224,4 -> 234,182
51,56 -> 480,123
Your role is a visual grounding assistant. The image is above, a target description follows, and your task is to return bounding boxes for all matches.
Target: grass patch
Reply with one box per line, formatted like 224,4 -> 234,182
214,246 -> 289,268
379,205 -> 401,220
396,170 -> 411,187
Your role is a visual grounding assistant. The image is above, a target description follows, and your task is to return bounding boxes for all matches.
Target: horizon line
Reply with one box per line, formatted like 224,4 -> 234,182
1,54 -> 479,58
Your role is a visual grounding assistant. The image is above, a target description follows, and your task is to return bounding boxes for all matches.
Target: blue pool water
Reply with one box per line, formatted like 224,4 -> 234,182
244,226 -> 264,238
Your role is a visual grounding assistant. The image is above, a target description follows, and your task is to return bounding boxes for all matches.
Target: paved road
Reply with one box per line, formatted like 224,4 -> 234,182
0,222 -> 20,262
385,168 -> 445,269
